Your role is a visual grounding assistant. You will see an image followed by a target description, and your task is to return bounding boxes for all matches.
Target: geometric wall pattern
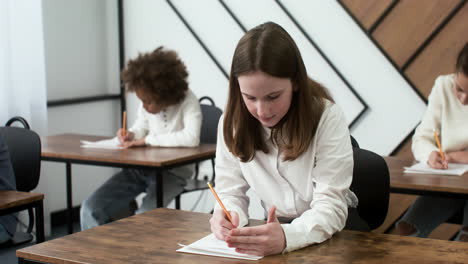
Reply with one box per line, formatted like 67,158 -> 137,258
342,0 -> 467,236
341,0 -> 468,158
169,0 -> 369,127
124,0 -> 467,156
122,0 -> 467,219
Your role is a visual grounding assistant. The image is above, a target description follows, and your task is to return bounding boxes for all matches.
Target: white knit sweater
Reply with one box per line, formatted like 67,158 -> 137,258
412,74 -> 468,163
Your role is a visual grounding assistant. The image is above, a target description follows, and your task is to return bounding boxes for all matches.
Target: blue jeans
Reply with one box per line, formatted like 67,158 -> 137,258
0,223 -> 11,244
80,166 -> 192,230
0,214 -> 16,244
398,196 -> 468,239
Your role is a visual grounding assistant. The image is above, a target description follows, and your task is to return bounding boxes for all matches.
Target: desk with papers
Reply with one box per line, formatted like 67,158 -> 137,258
385,156 -> 468,199
41,133 -> 216,234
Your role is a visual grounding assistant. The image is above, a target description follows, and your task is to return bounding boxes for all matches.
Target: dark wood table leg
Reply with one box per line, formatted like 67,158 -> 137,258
66,162 -> 73,234
18,258 -> 41,264
35,200 -> 45,243
155,168 -> 163,208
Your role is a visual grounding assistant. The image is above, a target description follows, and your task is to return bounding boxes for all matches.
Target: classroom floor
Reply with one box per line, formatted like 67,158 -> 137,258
0,221 -> 81,264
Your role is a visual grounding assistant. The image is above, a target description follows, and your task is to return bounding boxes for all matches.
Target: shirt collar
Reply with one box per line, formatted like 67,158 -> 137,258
262,126 -> 272,139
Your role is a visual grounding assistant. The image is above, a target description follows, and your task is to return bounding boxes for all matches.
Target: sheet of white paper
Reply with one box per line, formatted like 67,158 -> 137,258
80,137 -> 124,150
404,162 -> 468,176
176,234 -> 263,260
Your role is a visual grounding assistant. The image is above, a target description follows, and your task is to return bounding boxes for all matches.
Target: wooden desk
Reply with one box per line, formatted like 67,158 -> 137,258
17,208 -> 468,264
0,190 -> 45,243
41,133 -> 216,234
386,156 -> 468,199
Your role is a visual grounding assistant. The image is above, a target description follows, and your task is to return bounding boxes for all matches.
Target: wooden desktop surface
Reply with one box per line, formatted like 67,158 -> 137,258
41,133 -> 216,167
386,156 -> 468,196
17,208 -> 468,264
0,190 -> 44,210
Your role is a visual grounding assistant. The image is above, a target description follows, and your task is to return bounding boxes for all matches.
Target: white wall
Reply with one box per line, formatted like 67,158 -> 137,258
0,0 -> 47,133
42,0 -> 120,99
38,0 -> 121,235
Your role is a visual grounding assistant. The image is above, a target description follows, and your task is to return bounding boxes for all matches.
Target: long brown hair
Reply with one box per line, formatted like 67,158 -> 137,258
456,42 -> 468,75
224,22 -> 333,162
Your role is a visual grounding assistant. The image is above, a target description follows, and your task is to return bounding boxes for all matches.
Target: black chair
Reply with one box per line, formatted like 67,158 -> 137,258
351,135 -> 359,148
0,116 -> 44,244
346,136 -> 390,231
174,96 -> 222,210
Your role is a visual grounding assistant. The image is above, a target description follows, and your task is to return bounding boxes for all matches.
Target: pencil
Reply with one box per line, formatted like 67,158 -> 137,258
207,182 -> 233,223
122,111 -> 127,137
433,129 -> 445,161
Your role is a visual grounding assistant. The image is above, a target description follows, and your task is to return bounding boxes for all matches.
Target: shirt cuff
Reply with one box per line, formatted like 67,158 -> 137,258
415,147 -> 438,164
129,128 -> 146,140
144,135 -> 156,146
281,223 -> 309,253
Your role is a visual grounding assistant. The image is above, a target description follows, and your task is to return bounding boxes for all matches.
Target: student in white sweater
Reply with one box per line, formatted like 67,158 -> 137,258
396,43 -> 468,240
209,22 -> 357,256
81,47 -> 202,230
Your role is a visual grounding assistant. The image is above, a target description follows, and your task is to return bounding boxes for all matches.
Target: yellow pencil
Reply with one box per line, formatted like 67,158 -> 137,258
433,129 -> 445,161
122,111 -> 127,137
207,183 -> 233,223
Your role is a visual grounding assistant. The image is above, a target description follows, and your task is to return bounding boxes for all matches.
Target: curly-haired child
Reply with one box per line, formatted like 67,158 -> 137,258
80,47 -> 202,230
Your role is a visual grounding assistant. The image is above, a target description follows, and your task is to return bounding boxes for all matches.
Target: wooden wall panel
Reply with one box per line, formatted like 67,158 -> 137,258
394,140 -> 414,160
372,193 -> 417,234
373,0 -> 459,67
428,223 -> 460,240
341,0 -> 393,29
406,4 -> 468,98
341,0 -> 467,240
342,0 -> 467,157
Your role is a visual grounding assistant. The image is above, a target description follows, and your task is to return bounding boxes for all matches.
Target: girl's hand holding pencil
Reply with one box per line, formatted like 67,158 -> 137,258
428,129 -> 448,169
210,209 -> 239,241
208,183 -> 240,240
428,150 -> 448,169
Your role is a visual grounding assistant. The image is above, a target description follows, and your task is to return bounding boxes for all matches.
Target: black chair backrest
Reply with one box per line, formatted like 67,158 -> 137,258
199,96 -> 222,144
351,147 -> 390,230
351,135 -> 359,148
0,117 -> 41,192
5,116 -> 30,129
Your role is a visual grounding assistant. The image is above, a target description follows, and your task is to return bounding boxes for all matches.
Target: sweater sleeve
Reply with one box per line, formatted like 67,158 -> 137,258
145,94 -> 202,147
412,76 -> 444,163
128,103 -> 149,140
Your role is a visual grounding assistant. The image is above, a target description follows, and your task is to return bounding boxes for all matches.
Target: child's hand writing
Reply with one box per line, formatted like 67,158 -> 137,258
225,206 -> 286,256
117,129 -> 134,143
209,209 -> 239,241
120,137 -> 146,148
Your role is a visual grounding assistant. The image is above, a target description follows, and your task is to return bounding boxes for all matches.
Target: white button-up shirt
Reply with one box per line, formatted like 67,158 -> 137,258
214,101 -> 356,252
129,89 -> 202,147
